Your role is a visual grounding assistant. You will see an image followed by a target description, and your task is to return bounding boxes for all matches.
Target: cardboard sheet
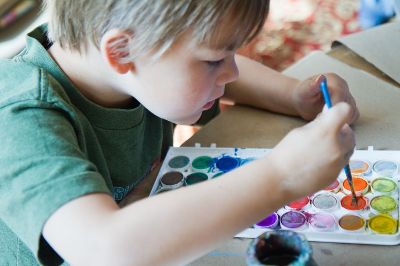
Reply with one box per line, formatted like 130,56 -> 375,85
283,51 -> 400,150
334,22 -> 400,85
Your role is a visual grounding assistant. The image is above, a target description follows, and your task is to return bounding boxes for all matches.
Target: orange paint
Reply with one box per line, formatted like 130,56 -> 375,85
343,177 -> 368,193
349,160 -> 369,175
341,195 -> 367,210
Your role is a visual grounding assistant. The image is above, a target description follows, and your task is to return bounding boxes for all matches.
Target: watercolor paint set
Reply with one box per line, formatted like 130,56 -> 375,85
149,146 -> 400,245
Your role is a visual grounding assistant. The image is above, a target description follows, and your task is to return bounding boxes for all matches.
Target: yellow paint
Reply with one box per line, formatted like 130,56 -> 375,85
368,214 -> 398,234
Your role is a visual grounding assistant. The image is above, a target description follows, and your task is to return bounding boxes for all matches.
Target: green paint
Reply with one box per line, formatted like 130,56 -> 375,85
372,178 -> 397,193
185,172 -> 208,185
168,156 -> 190,169
192,156 -> 213,170
370,195 -> 397,213
212,172 -> 224,178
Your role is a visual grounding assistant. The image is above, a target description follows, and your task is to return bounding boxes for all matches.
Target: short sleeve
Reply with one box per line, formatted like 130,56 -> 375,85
0,100 -> 111,264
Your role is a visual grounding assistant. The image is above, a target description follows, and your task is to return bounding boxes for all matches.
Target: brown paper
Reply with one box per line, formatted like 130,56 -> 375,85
334,22 -> 400,85
284,51 -> 400,150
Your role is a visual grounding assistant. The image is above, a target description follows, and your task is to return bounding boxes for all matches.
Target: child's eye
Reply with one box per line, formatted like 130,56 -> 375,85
206,59 -> 224,67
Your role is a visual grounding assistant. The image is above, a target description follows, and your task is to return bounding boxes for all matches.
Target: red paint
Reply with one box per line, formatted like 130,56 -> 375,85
287,196 -> 310,210
341,195 -> 367,210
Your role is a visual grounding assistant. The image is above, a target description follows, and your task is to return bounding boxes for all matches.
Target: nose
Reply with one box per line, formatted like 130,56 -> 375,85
217,56 -> 239,85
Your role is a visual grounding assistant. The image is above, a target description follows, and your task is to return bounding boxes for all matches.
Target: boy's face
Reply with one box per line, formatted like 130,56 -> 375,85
123,32 -> 239,124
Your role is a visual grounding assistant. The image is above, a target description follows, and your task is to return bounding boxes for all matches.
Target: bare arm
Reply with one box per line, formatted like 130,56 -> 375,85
224,54 -> 300,116
225,55 -> 359,123
43,160 -> 285,266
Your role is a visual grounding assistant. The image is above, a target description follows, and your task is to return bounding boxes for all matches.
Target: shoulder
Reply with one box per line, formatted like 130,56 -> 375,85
0,58 -> 71,110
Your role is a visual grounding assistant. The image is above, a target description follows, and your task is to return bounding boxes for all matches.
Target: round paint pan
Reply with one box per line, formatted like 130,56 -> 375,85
323,180 -> 340,193
341,177 -> 369,196
167,155 -> 190,170
185,172 -> 208,186
370,195 -> 397,215
368,214 -> 398,235
191,156 -> 214,172
309,212 -> 336,232
286,197 -> 310,211
372,160 -> 398,177
215,156 -> 240,173
371,177 -> 397,195
349,159 -> 370,175
155,187 -> 172,194
340,195 -> 368,212
160,171 -> 184,190
254,213 -> 280,229
280,211 -> 308,230
338,214 -> 366,232
312,193 -> 338,211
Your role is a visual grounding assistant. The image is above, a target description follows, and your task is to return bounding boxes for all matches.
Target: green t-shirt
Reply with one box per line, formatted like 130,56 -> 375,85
0,25 -> 219,265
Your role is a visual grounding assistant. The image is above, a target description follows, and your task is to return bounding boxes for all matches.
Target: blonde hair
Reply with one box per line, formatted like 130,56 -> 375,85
45,0 -> 269,61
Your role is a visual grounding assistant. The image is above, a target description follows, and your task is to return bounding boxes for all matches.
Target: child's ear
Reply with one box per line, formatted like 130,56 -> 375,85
100,29 -> 135,74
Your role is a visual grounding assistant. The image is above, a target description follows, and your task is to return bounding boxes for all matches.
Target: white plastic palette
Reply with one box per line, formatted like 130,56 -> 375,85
149,146 -> 400,245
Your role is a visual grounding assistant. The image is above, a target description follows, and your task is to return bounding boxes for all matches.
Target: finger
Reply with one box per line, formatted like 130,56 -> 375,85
326,75 -> 349,103
349,96 -> 360,124
303,74 -> 325,97
318,102 -> 353,134
340,124 -> 356,149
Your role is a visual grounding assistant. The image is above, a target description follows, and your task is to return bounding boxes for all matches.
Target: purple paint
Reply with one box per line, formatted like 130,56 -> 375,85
216,156 -> 240,172
281,211 -> 306,229
255,213 -> 279,229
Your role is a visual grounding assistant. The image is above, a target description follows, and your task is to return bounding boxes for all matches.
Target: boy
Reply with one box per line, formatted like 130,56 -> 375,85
0,1 -> 358,265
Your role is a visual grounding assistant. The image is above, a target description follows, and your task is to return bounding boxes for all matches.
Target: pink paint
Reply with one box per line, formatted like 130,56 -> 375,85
309,213 -> 336,231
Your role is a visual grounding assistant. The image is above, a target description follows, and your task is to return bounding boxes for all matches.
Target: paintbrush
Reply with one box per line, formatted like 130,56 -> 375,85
319,76 -> 358,206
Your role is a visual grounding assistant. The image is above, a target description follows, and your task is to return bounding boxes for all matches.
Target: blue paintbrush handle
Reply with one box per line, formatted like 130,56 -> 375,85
320,77 -> 332,108
319,76 -> 355,188
343,165 -> 353,185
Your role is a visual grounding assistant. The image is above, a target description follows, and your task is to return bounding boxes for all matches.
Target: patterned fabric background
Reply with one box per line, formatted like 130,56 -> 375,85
238,0 -> 361,71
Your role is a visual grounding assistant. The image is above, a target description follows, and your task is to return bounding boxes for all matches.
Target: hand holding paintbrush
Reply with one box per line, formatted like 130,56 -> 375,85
319,75 -> 358,205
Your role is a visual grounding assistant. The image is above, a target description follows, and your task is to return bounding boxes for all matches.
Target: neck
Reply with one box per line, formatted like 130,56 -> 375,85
48,43 -> 135,108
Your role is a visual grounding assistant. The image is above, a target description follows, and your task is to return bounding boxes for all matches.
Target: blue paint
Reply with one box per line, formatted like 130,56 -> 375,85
216,156 -> 240,172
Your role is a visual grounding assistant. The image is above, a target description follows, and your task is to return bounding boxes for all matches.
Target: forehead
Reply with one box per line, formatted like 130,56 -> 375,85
200,14 -> 250,51
186,18 -> 248,53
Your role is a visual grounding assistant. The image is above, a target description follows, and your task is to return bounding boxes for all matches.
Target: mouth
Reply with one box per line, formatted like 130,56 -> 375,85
202,100 -> 216,110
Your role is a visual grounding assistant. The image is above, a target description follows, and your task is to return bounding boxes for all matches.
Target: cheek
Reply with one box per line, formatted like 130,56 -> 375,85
133,59 -> 216,123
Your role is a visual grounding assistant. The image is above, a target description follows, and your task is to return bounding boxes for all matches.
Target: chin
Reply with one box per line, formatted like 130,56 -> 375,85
170,113 -> 202,125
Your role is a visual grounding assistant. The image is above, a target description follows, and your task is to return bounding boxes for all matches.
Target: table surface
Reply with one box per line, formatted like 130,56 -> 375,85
123,45 -> 400,266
